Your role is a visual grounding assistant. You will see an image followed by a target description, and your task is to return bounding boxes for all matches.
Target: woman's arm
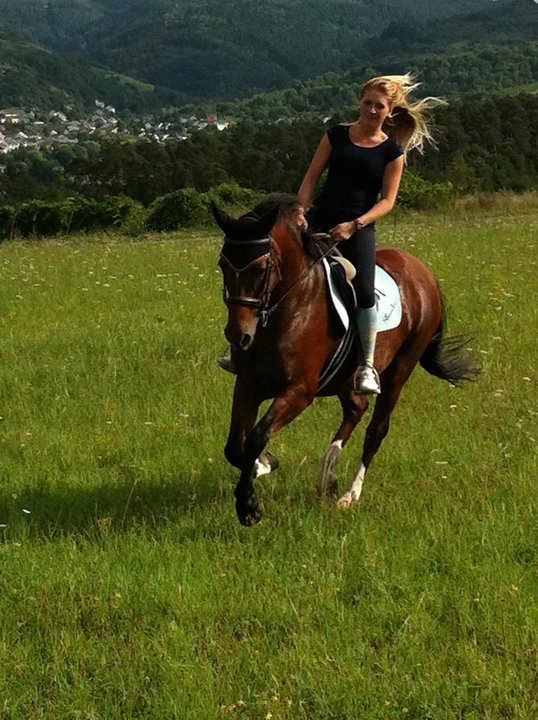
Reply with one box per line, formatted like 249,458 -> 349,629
330,155 -> 404,241
297,134 -> 332,208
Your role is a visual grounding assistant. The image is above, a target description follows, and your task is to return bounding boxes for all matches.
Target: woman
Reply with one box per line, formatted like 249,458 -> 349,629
298,74 -> 443,395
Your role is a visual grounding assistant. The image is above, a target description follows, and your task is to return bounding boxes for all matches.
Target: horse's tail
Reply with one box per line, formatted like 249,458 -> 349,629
419,290 -> 481,386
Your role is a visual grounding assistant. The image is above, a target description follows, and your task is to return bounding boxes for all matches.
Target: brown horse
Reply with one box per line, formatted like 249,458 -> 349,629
214,195 -> 479,526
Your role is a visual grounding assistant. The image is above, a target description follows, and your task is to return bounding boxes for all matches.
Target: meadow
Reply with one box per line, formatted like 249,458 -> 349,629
0,197 -> 536,719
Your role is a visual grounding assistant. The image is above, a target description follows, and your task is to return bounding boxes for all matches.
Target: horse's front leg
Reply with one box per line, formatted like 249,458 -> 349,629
224,380 -> 280,479
235,385 -> 313,526
224,380 -> 259,470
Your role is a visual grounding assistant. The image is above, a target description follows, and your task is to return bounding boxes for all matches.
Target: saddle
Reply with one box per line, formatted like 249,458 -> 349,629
308,233 -> 402,333
308,234 -> 403,391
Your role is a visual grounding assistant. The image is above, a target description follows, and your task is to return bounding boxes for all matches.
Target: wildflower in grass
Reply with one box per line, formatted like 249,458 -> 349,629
97,517 -> 112,536
22,508 -> 31,514
109,593 -> 122,608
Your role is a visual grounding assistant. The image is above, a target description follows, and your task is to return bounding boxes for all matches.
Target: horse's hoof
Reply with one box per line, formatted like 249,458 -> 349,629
337,491 -> 360,510
236,494 -> 263,526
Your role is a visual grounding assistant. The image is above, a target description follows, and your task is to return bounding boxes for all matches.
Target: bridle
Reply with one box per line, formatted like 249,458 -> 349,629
219,232 -> 337,327
219,235 -> 280,327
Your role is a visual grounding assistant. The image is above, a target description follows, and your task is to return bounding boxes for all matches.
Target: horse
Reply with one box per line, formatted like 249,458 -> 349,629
213,194 -> 479,526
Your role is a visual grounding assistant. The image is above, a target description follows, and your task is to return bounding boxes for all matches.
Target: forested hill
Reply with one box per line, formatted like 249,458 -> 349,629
359,0 -> 538,60
0,0 -> 523,102
0,30 -> 187,113
170,40 -> 538,124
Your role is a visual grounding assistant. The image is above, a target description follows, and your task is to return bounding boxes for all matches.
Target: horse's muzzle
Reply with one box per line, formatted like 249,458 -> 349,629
225,311 -> 258,351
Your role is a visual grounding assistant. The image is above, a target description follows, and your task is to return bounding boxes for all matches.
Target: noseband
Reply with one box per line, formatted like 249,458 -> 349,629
219,235 -> 281,327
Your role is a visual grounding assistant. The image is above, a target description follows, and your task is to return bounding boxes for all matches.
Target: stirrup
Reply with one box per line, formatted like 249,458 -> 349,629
217,355 -> 236,374
354,364 -> 380,395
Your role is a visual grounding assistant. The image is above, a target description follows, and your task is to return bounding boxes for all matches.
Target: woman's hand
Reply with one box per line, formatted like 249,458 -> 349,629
329,221 -> 356,242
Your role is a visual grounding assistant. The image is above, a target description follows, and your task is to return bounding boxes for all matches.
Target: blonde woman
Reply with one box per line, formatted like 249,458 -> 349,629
298,74 -> 443,395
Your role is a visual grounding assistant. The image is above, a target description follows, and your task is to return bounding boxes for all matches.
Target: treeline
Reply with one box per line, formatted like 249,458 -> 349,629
1,92 -> 536,209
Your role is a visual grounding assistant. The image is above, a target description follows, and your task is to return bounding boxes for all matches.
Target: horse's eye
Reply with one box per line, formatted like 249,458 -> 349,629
251,264 -> 267,275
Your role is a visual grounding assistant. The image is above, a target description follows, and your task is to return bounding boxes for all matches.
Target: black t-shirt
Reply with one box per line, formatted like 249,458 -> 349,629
313,124 -> 404,223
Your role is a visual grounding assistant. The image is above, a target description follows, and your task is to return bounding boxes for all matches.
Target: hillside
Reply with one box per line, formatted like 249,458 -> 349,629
0,29 -> 186,112
0,0 -> 509,101
357,0 -> 538,60
162,40 -> 538,123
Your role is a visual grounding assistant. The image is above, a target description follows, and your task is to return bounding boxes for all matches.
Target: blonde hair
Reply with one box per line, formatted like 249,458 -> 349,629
361,73 -> 445,154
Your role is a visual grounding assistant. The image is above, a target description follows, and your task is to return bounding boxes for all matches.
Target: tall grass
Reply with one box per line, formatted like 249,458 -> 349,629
0,201 -> 536,719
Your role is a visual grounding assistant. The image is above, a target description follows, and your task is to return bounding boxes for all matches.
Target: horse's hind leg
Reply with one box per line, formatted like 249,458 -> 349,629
317,393 -> 369,498
338,356 -> 417,509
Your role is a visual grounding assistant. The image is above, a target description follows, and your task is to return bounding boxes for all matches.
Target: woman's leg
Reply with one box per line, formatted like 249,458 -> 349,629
339,227 -> 380,394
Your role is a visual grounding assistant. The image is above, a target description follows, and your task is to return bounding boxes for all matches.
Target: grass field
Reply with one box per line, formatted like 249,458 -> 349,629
0,199 -> 536,719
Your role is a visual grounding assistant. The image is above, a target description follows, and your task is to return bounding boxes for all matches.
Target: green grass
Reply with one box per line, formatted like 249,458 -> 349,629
0,201 -> 536,719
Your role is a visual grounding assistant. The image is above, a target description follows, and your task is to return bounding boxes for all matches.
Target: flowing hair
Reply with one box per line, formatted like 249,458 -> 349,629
361,73 -> 446,154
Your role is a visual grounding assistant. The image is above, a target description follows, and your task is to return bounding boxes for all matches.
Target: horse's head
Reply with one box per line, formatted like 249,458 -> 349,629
213,202 -> 282,351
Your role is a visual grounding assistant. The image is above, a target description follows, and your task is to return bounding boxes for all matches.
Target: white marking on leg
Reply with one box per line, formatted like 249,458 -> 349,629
254,457 -> 272,478
338,462 -> 367,509
317,439 -> 343,497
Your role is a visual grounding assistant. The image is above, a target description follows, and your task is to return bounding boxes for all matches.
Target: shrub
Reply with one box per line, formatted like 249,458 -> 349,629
207,182 -> 262,215
7,196 -> 145,238
13,199 -> 73,237
398,171 -> 453,210
0,205 -> 15,241
100,196 -> 146,236
146,187 -> 209,232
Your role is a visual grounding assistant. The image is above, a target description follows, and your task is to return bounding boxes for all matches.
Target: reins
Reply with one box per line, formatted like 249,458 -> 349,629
259,234 -> 337,326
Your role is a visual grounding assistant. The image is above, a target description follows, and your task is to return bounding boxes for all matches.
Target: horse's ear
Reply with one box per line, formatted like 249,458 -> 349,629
253,206 -> 280,239
212,202 -> 279,240
211,202 -> 235,235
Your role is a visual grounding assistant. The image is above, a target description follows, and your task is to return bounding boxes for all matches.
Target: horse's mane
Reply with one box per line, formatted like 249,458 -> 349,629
252,193 -> 322,260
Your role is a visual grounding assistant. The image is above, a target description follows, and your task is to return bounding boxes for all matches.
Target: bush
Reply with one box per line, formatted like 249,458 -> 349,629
6,196 -> 145,238
13,199 -> 72,237
0,205 -> 15,240
398,171 -> 453,210
146,187 -> 209,232
100,196 -> 146,236
146,183 -> 262,232
206,182 -> 262,215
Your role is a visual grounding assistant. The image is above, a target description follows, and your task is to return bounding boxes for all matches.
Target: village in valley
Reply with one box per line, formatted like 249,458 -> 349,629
0,100 -> 231,158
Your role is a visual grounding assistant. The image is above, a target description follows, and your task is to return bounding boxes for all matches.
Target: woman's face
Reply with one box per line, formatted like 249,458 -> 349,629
359,89 -> 392,127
